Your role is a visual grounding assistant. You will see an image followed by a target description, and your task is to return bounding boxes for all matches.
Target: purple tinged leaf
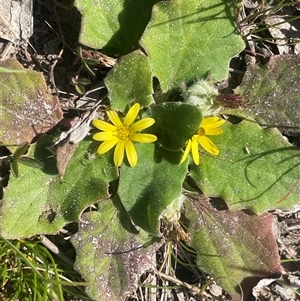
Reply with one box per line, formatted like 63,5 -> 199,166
239,54 -> 300,136
71,199 -> 161,301
0,58 -> 63,146
184,197 -> 282,301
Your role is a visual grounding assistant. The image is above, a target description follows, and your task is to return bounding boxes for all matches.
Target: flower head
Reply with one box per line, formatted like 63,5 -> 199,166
92,103 -> 157,167
180,116 -> 225,165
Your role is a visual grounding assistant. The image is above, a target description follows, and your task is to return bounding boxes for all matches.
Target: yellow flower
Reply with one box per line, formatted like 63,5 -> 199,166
180,117 -> 225,165
92,103 -> 157,167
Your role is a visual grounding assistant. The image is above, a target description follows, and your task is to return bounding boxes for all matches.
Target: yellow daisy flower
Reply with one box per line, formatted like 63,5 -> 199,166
180,117 -> 225,165
92,103 -> 157,167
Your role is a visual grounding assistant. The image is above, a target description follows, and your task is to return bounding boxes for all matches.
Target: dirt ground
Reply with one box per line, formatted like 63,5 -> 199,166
1,0 -> 300,300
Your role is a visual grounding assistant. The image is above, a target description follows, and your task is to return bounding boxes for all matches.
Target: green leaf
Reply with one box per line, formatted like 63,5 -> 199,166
9,161 -> 19,178
74,0 -> 160,55
0,136 -> 118,239
13,142 -> 30,160
75,83 -> 86,95
146,102 -> 202,151
118,143 -> 188,235
184,197 -> 282,301
238,55 -> 300,135
190,120 -> 300,213
105,51 -> 153,111
71,198 -> 160,301
18,157 -> 44,170
140,0 -> 245,91
0,58 -> 63,146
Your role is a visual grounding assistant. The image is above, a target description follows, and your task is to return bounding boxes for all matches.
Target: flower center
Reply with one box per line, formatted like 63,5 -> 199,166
117,126 -> 130,140
198,127 -> 205,136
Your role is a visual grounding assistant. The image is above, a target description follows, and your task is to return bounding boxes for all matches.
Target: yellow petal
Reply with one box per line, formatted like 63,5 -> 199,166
191,136 -> 200,165
130,133 -> 157,143
203,127 -> 223,136
201,116 -> 219,126
129,118 -> 155,133
125,140 -> 137,167
201,117 -> 225,128
114,140 -> 125,167
180,139 -> 192,164
92,119 -> 117,131
97,138 -> 119,154
93,131 -> 114,141
107,110 -> 122,127
123,103 -> 140,127
198,136 -> 219,155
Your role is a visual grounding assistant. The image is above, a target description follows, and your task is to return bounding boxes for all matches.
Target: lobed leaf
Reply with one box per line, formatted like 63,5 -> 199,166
71,198 -> 160,301
190,120 -> 300,213
74,0 -> 160,55
105,51 -> 153,111
0,136 -> 118,238
145,102 -> 202,151
184,197 -> 282,301
118,143 -> 188,235
0,58 -> 63,147
140,0 -> 245,91
238,54 -> 300,136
